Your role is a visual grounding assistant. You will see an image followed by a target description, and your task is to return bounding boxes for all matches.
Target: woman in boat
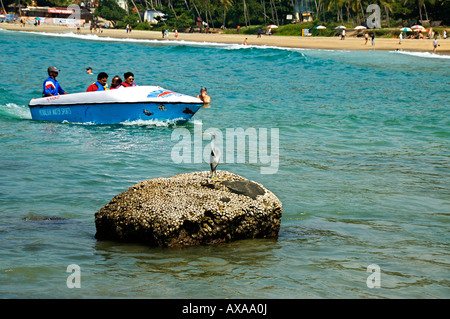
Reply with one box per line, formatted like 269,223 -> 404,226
87,72 -> 109,92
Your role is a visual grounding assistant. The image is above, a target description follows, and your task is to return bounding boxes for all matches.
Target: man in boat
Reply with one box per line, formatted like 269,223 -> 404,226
119,72 -> 136,88
87,72 -> 109,92
110,76 -> 122,89
43,66 -> 68,97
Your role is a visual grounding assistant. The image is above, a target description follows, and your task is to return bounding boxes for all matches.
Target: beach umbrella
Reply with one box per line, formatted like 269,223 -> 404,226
267,25 -> 278,29
335,26 -> 346,29
355,26 -> 366,30
411,25 -> 425,30
315,26 -> 327,29
399,27 -> 412,32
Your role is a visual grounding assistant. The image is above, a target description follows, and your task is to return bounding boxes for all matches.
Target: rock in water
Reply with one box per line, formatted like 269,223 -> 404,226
95,171 -> 282,247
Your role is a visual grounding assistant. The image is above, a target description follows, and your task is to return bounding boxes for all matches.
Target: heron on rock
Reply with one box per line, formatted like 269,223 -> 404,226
203,133 -> 221,179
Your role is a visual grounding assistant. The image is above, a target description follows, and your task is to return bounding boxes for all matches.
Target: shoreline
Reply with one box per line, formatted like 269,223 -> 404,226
1,23 -> 450,55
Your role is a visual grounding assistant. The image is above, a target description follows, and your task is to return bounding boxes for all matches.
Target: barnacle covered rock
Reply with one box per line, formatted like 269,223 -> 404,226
94,171 -> 282,247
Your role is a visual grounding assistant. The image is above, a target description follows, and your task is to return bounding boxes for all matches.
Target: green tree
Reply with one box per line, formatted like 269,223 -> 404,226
220,0 -> 233,27
94,0 -> 127,27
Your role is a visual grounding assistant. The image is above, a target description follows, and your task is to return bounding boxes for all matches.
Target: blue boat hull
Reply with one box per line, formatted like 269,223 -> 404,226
29,101 -> 203,124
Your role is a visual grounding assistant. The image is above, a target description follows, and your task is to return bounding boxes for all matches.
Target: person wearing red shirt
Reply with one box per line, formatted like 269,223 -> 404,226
87,72 -> 109,92
119,72 -> 136,88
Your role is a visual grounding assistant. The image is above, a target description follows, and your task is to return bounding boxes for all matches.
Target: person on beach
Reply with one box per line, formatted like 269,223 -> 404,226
257,28 -> 262,38
371,33 -> 375,46
126,24 -> 129,33
443,30 -> 447,40
433,36 -> 439,53
341,29 -> 345,40
87,72 -> 109,92
197,87 -> 211,106
119,72 -> 137,88
175,30 -> 178,40
110,76 -> 122,89
43,66 -> 67,97
399,32 -> 403,45
364,32 -> 369,45
243,38 -> 248,45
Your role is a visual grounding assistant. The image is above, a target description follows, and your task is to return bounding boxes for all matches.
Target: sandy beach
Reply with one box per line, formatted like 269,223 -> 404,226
1,23 -> 449,55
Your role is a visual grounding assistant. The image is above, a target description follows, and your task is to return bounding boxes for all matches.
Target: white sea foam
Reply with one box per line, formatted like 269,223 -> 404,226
0,103 -> 32,119
19,30 -> 230,48
6,28 -> 449,59
392,50 -> 450,59
6,29 -> 310,53
56,118 -> 182,126
120,118 -> 185,127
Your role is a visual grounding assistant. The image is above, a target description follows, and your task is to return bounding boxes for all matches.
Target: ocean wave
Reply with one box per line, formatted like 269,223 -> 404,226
6,28 -> 449,59
5,29 -> 308,54
9,29 -> 227,48
392,50 -> 450,59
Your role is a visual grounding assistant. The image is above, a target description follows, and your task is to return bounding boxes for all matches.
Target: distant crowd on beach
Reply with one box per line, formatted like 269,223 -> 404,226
160,28 -> 179,40
2,16 -> 447,55
395,29 -> 446,53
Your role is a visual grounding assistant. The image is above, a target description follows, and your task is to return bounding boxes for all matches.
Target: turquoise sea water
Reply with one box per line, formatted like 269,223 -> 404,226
0,29 -> 449,299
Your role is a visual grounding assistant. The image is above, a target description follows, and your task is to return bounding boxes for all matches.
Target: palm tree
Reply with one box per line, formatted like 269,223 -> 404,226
313,0 -> 327,22
379,0 -> 394,27
130,0 -> 143,22
325,0 -> 346,23
420,0 -> 436,22
348,0 -> 363,25
243,0 -> 250,27
220,0 -> 233,27
0,0 -> 6,14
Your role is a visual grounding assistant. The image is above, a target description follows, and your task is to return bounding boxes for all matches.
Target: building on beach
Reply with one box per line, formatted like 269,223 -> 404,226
20,5 -> 93,25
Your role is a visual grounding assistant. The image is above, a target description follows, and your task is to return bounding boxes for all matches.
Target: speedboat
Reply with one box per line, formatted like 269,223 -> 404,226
29,86 -> 204,124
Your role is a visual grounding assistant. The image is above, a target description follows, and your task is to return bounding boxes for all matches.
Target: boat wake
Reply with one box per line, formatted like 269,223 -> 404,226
0,103 -> 32,120
120,118 -> 186,127
59,118 -> 181,126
